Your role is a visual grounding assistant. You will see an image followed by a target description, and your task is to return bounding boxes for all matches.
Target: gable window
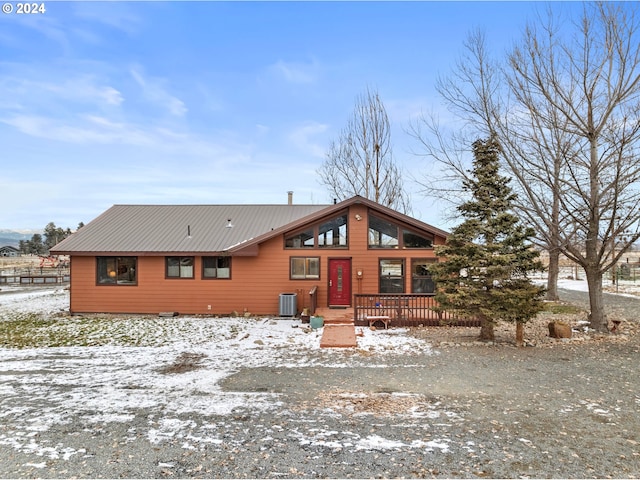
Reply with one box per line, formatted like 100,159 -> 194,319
412,258 -> 437,293
203,256 -> 231,279
369,213 -> 434,249
97,257 -> 137,285
379,258 -> 405,293
368,214 -> 399,248
290,257 -> 320,279
166,256 -> 194,278
318,215 -> 347,247
285,228 -> 314,248
403,230 -> 433,248
285,213 -> 349,249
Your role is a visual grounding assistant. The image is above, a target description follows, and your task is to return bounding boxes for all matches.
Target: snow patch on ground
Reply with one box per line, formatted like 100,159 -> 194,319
0,286 -> 440,460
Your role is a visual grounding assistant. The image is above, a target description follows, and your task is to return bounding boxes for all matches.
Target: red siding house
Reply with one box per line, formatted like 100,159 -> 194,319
51,195 -> 448,319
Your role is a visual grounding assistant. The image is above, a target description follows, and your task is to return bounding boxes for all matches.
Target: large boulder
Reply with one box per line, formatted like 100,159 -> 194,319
548,321 -> 572,339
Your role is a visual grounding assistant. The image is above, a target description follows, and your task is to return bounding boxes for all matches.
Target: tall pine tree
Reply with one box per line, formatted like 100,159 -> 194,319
432,136 -> 545,343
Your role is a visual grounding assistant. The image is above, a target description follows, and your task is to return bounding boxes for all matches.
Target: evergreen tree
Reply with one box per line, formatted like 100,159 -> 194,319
28,234 -> 46,255
43,222 -> 73,252
431,136 -> 545,343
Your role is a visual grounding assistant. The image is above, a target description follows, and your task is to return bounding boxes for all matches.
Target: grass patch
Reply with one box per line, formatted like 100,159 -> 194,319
158,352 -> 207,374
0,313 -> 254,349
542,302 -> 584,315
0,313 -> 171,349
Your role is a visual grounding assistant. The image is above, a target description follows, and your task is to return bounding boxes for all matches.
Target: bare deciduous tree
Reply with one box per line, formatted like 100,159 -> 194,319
319,88 -> 411,213
508,2 -> 640,332
412,3 -> 640,332
409,28 -> 567,302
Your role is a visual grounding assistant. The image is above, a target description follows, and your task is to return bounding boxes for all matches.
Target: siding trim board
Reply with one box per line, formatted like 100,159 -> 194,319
54,196 -> 448,315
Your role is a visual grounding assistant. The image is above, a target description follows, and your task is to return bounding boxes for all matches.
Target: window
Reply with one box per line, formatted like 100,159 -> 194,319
403,230 -> 434,248
412,258 -> 437,293
285,228 -> 314,248
368,213 -> 435,249
379,259 -> 405,293
368,214 -> 399,248
290,257 -> 320,279
97,257 -> 137,285
203,256 -> 231,279
166,256 -> 194,278
318,215 -> 348,247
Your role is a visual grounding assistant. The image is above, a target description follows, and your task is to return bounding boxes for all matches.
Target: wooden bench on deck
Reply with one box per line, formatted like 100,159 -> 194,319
365,315 -> 391,329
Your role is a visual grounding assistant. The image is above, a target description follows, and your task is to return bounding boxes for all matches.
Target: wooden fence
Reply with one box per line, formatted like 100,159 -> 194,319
0,274 -> 70,285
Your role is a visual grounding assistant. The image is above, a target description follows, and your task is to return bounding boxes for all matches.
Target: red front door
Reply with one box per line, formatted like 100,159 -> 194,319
328,258 -> 351,306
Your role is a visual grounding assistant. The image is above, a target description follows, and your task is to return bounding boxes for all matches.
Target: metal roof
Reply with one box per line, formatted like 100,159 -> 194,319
51,204 -> 331,255
50,196 -> 450,255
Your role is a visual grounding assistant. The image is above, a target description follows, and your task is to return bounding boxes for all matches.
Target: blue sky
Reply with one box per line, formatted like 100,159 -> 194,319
1,1 -> 556,231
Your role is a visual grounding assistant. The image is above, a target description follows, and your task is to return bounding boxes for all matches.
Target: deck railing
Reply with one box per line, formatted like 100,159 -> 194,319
308,286 -> 318,315
354,293 -> 480,327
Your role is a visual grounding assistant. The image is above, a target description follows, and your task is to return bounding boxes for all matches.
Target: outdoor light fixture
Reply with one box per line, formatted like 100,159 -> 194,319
355,214 -> 362,221
226,219 -> 234,228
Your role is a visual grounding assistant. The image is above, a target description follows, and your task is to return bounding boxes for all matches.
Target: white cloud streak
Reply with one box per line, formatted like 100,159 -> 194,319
130,67 -> 187,117
268,59 -> 320,84
288,121 -> 329,158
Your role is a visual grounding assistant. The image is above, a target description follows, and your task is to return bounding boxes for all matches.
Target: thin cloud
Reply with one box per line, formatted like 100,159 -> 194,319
288,121 -> 329,158
130,67 -> 187,117
72,3 -> 144,36
268,59 -> 320,84
0,114 -> 149,145
0,71 -> 124,111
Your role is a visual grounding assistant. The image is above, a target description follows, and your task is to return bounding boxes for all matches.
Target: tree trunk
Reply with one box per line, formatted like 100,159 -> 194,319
479,315 -> 495,341
584,133 -> 608,333
546,247 -> 560,301
547,160 -> 561,302
516,322 -> 525,347
585,267 -> 608,332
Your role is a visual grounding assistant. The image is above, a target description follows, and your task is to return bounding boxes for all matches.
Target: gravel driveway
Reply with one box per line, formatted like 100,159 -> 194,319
1,288 -> 639,478
559,286 -> 640,319
3,341 -> 639,478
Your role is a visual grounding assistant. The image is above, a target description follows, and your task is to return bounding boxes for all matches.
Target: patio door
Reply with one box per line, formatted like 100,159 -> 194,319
328,258 -> 351,307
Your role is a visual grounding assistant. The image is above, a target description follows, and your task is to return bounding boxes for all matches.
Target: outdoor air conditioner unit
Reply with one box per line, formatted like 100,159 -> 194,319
279,293 -> 297,317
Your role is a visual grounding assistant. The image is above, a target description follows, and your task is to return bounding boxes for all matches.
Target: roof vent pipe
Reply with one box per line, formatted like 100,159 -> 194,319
288,191 -> 293,205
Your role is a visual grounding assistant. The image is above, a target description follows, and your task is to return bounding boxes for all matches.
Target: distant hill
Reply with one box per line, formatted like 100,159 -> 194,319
0,229 -> 40,248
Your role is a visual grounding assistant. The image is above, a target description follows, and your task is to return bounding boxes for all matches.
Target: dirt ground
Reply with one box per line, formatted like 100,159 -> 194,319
219,325 -> 640,478
1,280 -> 639,478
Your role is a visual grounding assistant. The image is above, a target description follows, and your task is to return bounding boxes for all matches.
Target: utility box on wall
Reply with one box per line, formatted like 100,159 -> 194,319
279,293 -> 297,317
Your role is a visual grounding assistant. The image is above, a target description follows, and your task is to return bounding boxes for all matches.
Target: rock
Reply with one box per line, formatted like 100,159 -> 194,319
548,321 -> 572,338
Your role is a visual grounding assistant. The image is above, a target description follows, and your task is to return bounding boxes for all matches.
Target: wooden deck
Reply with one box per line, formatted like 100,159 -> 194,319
314,306 -> 394,330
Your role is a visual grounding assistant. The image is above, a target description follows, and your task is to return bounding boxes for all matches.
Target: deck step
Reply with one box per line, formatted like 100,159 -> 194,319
324,318 -> 354,325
